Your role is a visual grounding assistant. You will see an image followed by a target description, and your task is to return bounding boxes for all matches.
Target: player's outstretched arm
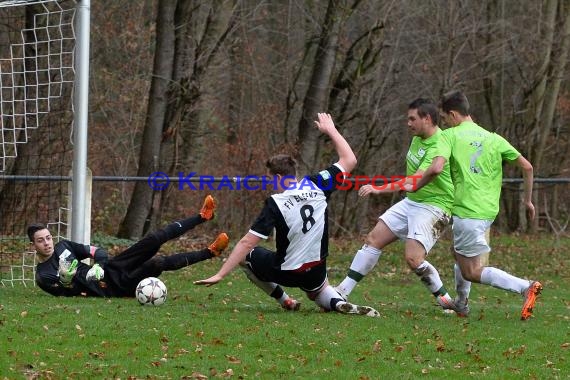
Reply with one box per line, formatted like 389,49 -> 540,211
359,171 -> 423,197
405,156 -> 446,192
194,232 -> 260,286
511,155 -> 535,220
313,113 -> 357,173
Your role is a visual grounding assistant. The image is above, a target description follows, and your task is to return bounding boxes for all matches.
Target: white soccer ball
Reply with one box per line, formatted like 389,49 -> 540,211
135,277 -> 167,306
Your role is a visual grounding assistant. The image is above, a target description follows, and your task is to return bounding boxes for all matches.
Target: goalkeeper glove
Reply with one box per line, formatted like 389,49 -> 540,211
86,263 -> 105,281
58,258 -> 78,286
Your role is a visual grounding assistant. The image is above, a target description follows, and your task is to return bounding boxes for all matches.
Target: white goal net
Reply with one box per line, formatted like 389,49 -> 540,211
0,0 -> 77,286
0,0 -> 75,172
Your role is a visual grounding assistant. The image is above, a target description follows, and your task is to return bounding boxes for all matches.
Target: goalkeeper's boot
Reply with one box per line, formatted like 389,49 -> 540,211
336,301 -> 380,317
282,297 -> 301,311
200,195 -> 216,220
208,233 -> 229,257
521,281 -> 543,320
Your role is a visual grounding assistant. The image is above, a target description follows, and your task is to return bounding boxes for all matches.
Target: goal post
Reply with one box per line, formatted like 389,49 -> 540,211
70,0 -> 90,244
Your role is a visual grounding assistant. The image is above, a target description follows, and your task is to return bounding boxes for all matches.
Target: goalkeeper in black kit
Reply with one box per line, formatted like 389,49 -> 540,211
29,195 -> 228,298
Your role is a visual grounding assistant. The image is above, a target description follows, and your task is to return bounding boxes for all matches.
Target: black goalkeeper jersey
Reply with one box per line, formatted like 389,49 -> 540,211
35,240 -> 110,297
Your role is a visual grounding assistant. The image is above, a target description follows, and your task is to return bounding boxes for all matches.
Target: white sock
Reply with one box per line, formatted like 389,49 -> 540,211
454,263 -> 471,303
277,293 -> 289,305
336,245 -> 382,297
314,285 -> 344,311
414,260 -> 444,294
480,267 -> 529,294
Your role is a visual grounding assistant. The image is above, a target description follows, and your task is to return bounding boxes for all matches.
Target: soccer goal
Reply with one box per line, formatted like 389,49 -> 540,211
0,0 -> 86,286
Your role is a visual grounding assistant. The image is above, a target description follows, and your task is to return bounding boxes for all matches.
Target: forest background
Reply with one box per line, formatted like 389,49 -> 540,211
2,0 -> 570,241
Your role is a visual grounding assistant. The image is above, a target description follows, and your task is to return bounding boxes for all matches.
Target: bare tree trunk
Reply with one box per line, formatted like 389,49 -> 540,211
534,2 -> 570,173
164,1 -> 236,170
117,0 -> 176,239
151,0 -> 194,229
526,0 -> 569,232
297,0 -> 344,174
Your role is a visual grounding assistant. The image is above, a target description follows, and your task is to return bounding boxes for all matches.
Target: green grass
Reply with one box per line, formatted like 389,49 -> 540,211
1,235 -> 569,379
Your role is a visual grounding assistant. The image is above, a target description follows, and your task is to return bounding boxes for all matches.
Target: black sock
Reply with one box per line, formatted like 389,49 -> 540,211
269,285 -> 285,300
330,297 -> 343,310
432,286 -> 448,298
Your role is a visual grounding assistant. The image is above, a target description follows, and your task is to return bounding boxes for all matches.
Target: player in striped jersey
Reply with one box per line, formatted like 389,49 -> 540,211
195,113 -> 379,316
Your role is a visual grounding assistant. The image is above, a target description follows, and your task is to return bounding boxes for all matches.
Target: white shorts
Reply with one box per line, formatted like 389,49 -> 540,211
452,216 -> 493,257
379,198 -> 450,253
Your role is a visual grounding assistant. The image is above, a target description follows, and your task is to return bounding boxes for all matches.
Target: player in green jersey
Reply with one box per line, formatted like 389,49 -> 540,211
410,90 -> 542,320
335,98 -> 456,311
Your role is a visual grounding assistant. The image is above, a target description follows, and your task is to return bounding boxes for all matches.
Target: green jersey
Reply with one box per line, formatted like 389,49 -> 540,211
406,127 -> 454,214
435,120 -> 520,219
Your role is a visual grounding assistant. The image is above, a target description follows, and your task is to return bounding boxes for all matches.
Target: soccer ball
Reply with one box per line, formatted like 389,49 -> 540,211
135,277 -> 167,306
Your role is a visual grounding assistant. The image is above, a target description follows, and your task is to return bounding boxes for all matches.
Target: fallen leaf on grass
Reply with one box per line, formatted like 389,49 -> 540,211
436,340 -> 445,352
220,369 -> 234,377
181,372 -> 207,380
89,352 -> 105,359
372,340 -> 382,352
226,355 -> 241,364
175,348 -> 190,355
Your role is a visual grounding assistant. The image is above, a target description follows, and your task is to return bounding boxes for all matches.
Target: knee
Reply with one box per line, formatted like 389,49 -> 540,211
149,256 -> 165,271
143,233 -> 163,251
460,267 -> 478,282
238,261 -> 248,269
365,231 -> 382,249
405,256 -> 422,270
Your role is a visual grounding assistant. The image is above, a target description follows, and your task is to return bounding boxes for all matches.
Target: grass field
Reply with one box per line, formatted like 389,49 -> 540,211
1,234 -> 569,379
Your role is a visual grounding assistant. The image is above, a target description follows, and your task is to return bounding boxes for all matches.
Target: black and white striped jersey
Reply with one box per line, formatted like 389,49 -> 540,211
249,163 -> 345,271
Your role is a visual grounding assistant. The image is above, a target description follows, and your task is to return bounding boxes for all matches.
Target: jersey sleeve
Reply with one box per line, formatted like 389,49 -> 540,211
61,240 -> 109,265
306,163 -> 345,197
92,247 -> 109,266
249,198 -> 278,239
35,254 -> 81,297
36,276 -> 76,296
494,133 -> 521,161
59,240 -> 92,260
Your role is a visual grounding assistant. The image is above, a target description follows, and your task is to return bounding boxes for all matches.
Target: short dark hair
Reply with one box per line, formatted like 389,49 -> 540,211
266,154 -> 297,177
441,90 -> 470,116
27,223 -> 47,242
408,98 -> 439,125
